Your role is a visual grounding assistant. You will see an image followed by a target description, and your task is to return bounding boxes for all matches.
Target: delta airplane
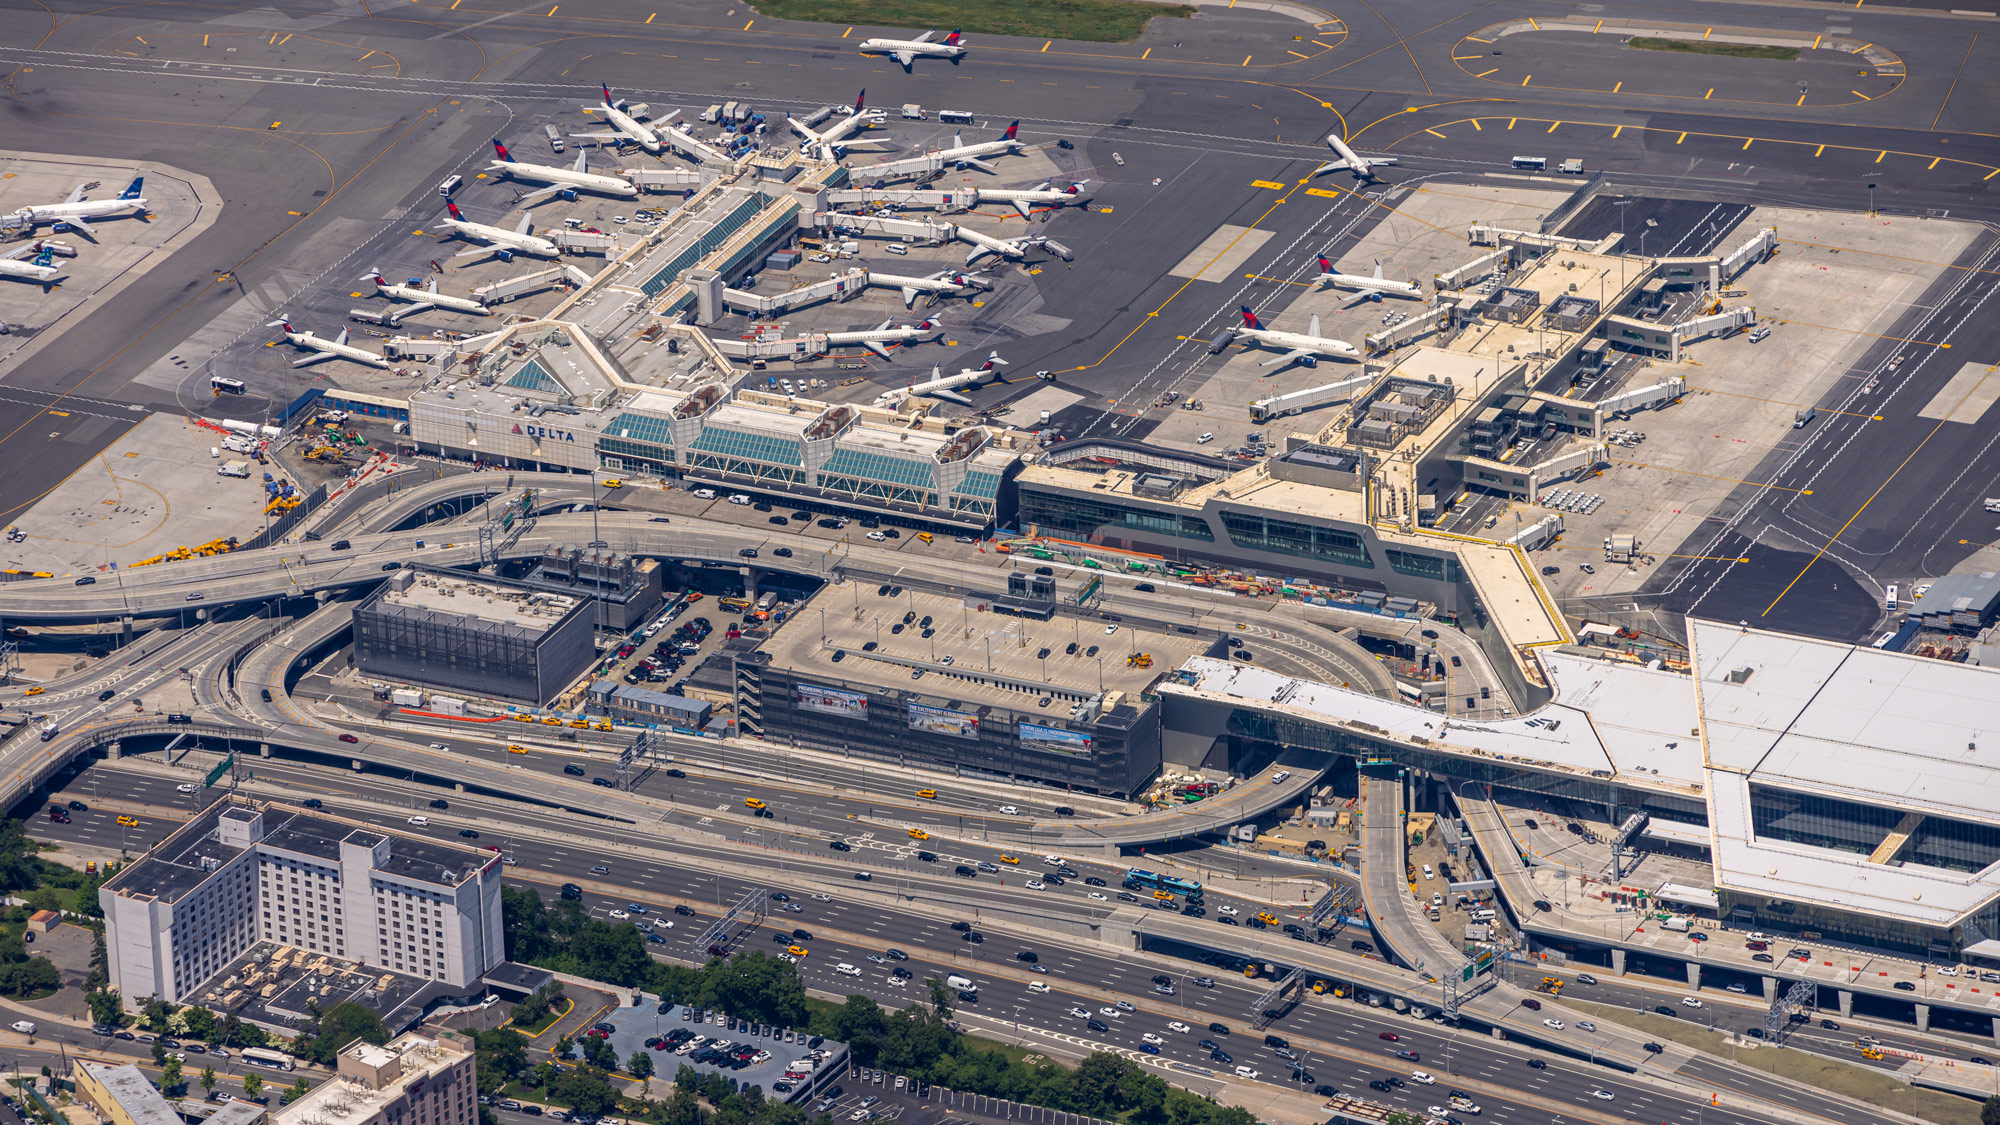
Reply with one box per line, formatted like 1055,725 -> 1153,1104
653,111 -> 734,167
869,268 -> 993,309
360,269 -> 490,315
980,179 -> 1091,220
10,176 -> 148,238
857,28 -> 967,71
788,91 -> 888,160
873,352 -> 1008,408
825,317 -> 943,359
0,243 -> 63,285
955,226 -> 1050,266
487,139 -> 638,200
266,313 -> 391,369
571,85 -> 663,154
1311,134 -> 1399,184
933,121 -> 1024,173
437,201 -> 560,260
1313,256 -> 1424,305
1224,306 -> 1361,369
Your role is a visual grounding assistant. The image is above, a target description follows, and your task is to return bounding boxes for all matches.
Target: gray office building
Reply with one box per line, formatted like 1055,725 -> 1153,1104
354,569 -> 595,705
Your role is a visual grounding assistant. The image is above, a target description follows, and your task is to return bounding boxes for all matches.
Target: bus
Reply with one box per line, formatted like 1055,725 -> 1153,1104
1123,868 -> 1203,902
210,376 -> 247,395
241,1048 -> 295,1071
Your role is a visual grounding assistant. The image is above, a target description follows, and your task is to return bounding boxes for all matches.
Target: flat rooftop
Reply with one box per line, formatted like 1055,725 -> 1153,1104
274,1033 -> 467,1125
376,574 -> 581,633
762,583 -> 1209,707
104,800 -> 495,905
79,1061 -> 183,1125
190,940 -> 442,1035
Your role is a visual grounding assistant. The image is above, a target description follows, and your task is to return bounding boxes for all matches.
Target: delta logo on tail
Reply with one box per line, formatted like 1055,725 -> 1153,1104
1316,256 -> 1333,274
1239,307 -> 1265,330
944,29 -> 963,45
491,139 -> 516,163
1001,121 -> 1019,142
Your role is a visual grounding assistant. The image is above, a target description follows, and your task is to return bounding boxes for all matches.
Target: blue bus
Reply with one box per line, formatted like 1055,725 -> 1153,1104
1124,868 -> 1203,902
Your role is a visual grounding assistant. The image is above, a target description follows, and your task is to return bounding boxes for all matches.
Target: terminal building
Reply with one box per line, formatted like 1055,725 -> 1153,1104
101,799 -> 506,1005
354,568 -> 596,705
733,583 -> 1210,796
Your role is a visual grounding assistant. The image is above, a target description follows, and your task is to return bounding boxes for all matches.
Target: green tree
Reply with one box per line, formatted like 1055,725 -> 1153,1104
474,1028 -> 529,1084
674,1064 -> 699,1092
1983,1094 -> 2000,1125
700,952 -> 805,1027
87,989 -> 124,1028
178,1006 -> 217,1042
201,1067 -> 217,1095
548,1068 -> 618,1117
554,1034 -> 575,1061
86,927 -> 109,994
297,1001 -> 388,1066
140,996 -> 173,1032
580,1033 -> 617,1071
160,1056 -> 183,1092
240,1073 -> 263,1101
2,956 -> 60,997
924,976 -> 954,1020
151,1040 -> 168,1066
626,1049 -> 654,1084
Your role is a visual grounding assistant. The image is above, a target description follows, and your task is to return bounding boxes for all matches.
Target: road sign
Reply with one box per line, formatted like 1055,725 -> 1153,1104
204,754 -> 235,789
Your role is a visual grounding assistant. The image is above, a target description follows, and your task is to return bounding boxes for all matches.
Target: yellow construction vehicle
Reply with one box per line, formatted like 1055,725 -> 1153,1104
1125,652 -> 1153,668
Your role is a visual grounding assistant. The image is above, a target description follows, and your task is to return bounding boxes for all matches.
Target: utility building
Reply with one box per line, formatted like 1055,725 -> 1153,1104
353,569 -> 594,705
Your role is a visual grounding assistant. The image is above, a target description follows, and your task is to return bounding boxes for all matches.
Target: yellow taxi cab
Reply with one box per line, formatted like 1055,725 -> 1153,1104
600,478 -> 623,489
568,719 -> 589,729
116,815 -> 138,827
908,828 -> 930,841
593,721 -> 613,731
787,944 -> 809,957
998,854 -> 1020,865
1256,911 -> 1280,926
916,532 -> 934,544
745,797 -> 767,810
23,687 -> 43,696
916,788 -> 937,799
514,713 -> 537,723
506,745 -> 528,754
540,716 -> 563,726
1153,890 -> 1175,902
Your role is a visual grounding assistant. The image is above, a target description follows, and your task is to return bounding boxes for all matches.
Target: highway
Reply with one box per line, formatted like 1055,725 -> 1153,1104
33,760 -> 1877,1125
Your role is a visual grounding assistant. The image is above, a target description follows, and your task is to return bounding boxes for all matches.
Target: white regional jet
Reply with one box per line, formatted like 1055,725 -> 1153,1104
980,179 -> 1091,220
956,227 -> 1053,267
488,139 -> 638,200
266,313 -> 390,369
788,91 -> 888,160
438,201 -> 560,260
570,85 -> 663,154
0,243 -> 64,286
873,352 -> 1007,409
10,176 -> 148,238
826,317 -> 944,359
933,121 -> 1023,173
1311,134 -> 1399,184
1313,256 -> 1424,305
1226,306 -> 1361,369
870,269 -> 993,309
858,28 -> 967,71
360,269 -> 490,315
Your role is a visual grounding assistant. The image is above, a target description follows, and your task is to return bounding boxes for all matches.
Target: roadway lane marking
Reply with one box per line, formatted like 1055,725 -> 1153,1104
1475,68 -> 1498,77
1547,121 -> 1560,133
1287,50 -> 1309,58
1876,149 -> 1888,162
1930,157 -> 1943,169
1703,88 -> 1713,99
1594,19 -> 1603,31
1242,55 -> 1252,65
1676,132 -> 1687,143
1424,129 -> 1445,139
1612,125 -> 1623,138
1612,80 -> 1622,93
1466,36 -> 1492,42
1854,90 -> 1874,101
1815,144 -> 1826,156
742,19 -> 753,29
1470,119 -> 1481,130
1521,74 -> 1532,86
1743,138 -> 1754,150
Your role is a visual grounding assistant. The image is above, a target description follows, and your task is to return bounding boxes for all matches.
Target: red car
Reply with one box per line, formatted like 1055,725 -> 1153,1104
1377,1032 -> 1399,1042
338,733 -> 359,744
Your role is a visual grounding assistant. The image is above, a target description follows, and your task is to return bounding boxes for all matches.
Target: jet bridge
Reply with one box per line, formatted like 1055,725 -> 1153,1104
825,188 -> 975,214
1434,247 -> 1512,292
813,212 -> 955,243
1594,376 -> 1687,420
718,267 -> 870,317
1722,227 -> 1779,280
1249,373 -> 1377,422
1363,304 -> 1452,353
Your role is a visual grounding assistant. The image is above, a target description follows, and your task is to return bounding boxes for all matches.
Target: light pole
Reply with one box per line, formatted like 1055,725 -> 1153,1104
1867,181 -> 1878,218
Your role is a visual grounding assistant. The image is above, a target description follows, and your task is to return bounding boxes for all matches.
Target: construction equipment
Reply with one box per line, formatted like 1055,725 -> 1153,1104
1125,652 -> 1153,668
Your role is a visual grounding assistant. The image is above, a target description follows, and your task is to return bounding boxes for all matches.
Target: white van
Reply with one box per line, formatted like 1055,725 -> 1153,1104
10,1021 -> 34,1035
1470,908 -> 1497,922
1196,433 -> 1214,444
691,488 -> 717,500
728,494 -> 753,505
407,815 -> 429,827
945,974 -> 976,992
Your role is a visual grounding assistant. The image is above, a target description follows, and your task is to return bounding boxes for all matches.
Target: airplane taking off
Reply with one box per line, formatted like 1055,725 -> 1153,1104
1314,256 -> 1424,305
1222,306 -> 1361,369
873,351 -> 1007,408
933,121 -> 1024,173
788,91 -> 887,160
0,243 -> 63,285
980,179 -> 1091,219
9,176 -> 147,238
857,28 -> 967,71
360,269 -> 490,315
488,140 -> 638,199
571,85 -> 663,154
825,317 -> 944,359
266,313 -> 391,369
437,201 -> 560,260
1311,134 -> 1399,184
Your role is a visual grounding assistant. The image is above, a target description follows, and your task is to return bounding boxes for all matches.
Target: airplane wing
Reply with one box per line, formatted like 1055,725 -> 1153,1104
62,184 -> 86,205
912,30 -> 936,42
1311,158 -> 1351,177
892,50 -> 917,69
1368,155 -> 1401,167
1009,199 -> 1037,220
955,156 -> 997,173
517,184 -> 561,202
964,244 -> 998,266
899,286 -> 921,308
569,131 -> 622,142
1341,291 -> 1383,310
292,351 -> 340,368
454,245 -> 498,260
927,390 -> 975,408
1261,348 -> 1314,368
862,340 -> 893,359
63,215 -> 96,237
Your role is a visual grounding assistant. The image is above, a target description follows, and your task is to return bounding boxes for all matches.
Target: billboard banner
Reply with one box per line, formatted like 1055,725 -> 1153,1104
1018,721 -> 1092,756
796,683 -> 869,720
907,702 -> 980,740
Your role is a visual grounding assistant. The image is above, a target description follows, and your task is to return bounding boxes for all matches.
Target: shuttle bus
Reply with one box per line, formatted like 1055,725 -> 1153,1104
1123,868 -> 1204,903
210,376 -> 247,395
241,1048 -> 295,1071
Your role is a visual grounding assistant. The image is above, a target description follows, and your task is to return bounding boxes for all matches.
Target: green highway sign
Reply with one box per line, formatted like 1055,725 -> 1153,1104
203,754 -> 235,789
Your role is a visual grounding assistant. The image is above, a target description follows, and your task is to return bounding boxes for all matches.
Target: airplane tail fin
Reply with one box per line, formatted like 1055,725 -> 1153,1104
1372,259 -> 1384,280
602,82 -> 615,106
447,201 -> 465,222
945,28 -> 963,45
1317,255 -> 1333,274
119,176 -> 144,200
1001,120 -> 1019,142
982,351 -> 1008,370
492,138 -> 515,162
854,89 -> 866,114
1239,306 -> 1263,331
360,268 -> 386,286
266,312 -> 295,332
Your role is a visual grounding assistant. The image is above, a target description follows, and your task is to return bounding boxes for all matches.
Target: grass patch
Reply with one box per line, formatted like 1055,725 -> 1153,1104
748,0 -> 1192,44
1559,998 -> 1981,1125
1628,37 -> 1800,61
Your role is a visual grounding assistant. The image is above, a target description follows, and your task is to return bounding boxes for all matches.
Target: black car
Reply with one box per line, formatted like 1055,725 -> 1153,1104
564,764 -> 586,776
950,921 -> 972,932
961,931 -> 983,943
1207,1022 -> 1229,1035
1820,1019 -> 1841,1030
1644,1042 -> 1665,1053
792,928 -> 812,940
1053,806 -> 1074,816
1208,1049 -> 1231,1064
773,547 -> 793,557
1313,1085 -> 1336,1097
916,851 -> 937,862
458,829 -> 480,839
665,768 -> 686,778
674,905 -> 695,916
1084,876 -> 1106,886
593,777 -> 614,788
1526,1059 -> 1547,1070
1369,1080 -> 1391,1092
67,800 -> 86,811
1087,1019 -> 1109,1033
1016,951 -> 1038,963
1655,1005 -> 1676,1016
302,798 -> 322,809
829,840 -> 851,852
429,798 -> 450,809
1895,980 -> 1917,991
954,864 -> 976,876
